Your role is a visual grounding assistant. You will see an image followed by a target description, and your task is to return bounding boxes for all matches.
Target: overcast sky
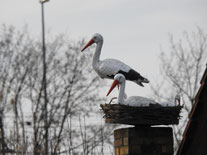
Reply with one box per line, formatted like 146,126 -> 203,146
1,0 -> 207,98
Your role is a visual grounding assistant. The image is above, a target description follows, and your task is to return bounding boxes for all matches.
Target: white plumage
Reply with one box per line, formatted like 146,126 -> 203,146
97,59 -> 131,78
124,96 -> 157,107
81,33 -> 149,87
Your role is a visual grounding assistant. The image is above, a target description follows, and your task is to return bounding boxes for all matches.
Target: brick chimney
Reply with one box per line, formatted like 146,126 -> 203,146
114,126 -> 173,155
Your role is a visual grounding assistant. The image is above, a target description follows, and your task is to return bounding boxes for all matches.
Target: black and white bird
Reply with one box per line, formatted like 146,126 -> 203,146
106,73 -> 156,106
106,74 -> 181,107
81,33 -> 149,87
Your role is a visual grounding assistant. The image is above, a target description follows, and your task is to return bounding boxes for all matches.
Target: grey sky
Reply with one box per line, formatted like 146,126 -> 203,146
1,0 -> 207,98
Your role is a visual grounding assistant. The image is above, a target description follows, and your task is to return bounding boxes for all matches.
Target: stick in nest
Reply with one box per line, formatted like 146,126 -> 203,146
108,97 -> 117,104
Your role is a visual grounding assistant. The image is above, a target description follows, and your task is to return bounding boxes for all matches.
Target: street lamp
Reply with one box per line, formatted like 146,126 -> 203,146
40,0 -> 49,154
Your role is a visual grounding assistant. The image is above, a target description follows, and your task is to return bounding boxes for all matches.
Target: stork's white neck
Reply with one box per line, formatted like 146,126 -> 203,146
92,41 -> 103,68
118,80 -> 126,104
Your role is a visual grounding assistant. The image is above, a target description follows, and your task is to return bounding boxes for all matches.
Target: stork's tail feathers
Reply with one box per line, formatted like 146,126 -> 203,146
143,78 -> 149,83
136,78 -> 149,87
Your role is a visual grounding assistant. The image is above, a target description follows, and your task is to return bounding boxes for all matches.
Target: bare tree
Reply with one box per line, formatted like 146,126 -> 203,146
151,27 -> 207,153
0,25 -> 114,155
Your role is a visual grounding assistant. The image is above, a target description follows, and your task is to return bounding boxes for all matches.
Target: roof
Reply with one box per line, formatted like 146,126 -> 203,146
177,65 -> 207,155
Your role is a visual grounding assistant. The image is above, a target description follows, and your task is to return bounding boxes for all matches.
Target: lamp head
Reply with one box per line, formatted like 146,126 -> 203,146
40,0 -> 49,3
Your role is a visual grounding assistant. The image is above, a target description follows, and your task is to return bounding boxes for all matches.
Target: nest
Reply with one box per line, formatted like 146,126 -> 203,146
100,104 -> 182,126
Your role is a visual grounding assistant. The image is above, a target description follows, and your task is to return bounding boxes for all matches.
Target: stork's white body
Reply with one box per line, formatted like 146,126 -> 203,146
125,96 -> 157,107
94,59 -> 131,78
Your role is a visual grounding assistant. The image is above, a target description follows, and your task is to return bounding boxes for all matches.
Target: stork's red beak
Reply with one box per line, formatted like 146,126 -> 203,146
81,39 -> 94,52
107,80 -> 119,96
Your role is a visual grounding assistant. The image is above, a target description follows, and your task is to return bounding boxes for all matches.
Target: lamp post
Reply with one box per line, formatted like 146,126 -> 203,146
40,0 -> 49,154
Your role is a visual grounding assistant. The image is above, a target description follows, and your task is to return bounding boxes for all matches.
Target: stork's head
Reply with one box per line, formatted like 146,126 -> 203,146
114,74 -> 126,84
81,33 -> 103,52
106,74 -> 126,96
92,33 -> 103,43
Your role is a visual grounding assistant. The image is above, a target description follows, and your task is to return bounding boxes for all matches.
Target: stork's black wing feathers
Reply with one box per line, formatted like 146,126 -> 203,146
106,69 -> 149,86
118,69 -> 145,81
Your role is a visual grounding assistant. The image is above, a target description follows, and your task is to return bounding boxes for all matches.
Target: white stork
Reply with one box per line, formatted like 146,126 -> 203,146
107,74 -> 181,107
81,33 -> 149,87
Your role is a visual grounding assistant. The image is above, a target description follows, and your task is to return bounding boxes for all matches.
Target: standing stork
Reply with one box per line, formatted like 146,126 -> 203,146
81,33 -> 149,87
